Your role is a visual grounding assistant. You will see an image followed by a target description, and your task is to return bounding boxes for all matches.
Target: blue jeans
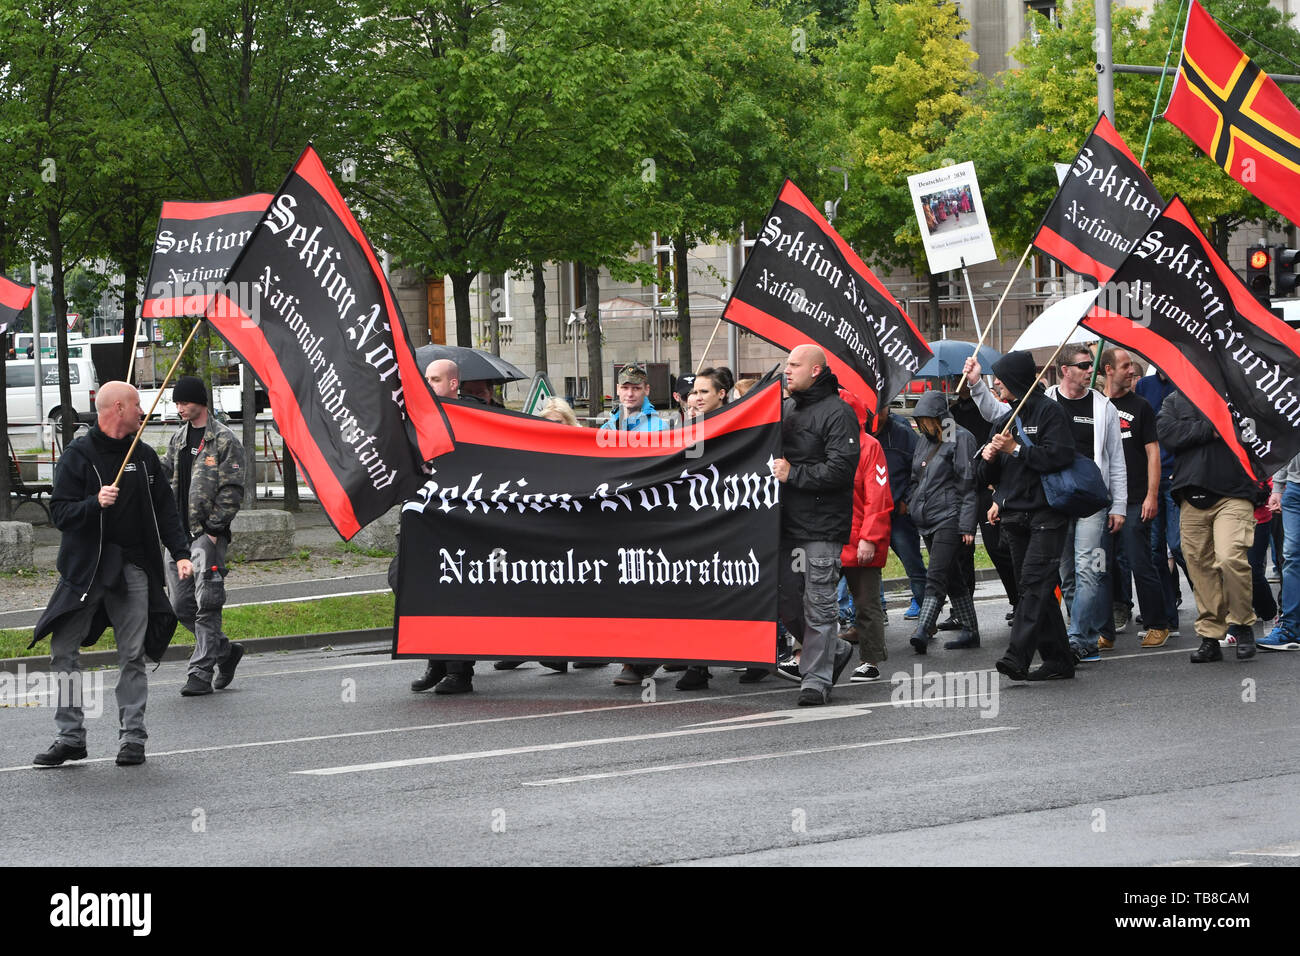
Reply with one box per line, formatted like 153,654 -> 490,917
890,511 -> 927,606
1062,509 -> 1110,655
1113,502 -> 1169,631
1280,485 -> 1300,634
1150,474 -> 1185,630
837,576 -> 855,623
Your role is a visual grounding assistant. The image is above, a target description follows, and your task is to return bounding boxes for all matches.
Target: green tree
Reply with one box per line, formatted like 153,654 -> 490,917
655,0 -> 837,374
832,0 -> 979,338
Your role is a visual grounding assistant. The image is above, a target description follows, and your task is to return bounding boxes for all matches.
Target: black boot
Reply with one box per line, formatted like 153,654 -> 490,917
1232,625 -> 1256,660
675,666 -> 711,690
946,592 -> 981,649
411,660 -> 447,692
1190,638 -> 1224,663
944,628 -> 980,650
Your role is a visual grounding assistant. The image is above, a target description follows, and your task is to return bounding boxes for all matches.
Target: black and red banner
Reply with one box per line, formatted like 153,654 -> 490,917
394,380 -> 783,666
1033,115 -> 1164,284
206,146 -> 455,540
1164,0 -> 1300,226
723,180 -> 931,418
1082,196 -> 1300,478
142,194 -> 273,319
0,276 -> 35,334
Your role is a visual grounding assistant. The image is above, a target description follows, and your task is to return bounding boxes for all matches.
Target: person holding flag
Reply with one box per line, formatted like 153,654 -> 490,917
1157,390 -> 1262,661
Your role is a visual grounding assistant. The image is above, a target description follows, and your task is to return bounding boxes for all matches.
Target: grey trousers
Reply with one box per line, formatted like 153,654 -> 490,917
50,563 -> 150,745
166,534 -> 231,681
778,541 -> 841,693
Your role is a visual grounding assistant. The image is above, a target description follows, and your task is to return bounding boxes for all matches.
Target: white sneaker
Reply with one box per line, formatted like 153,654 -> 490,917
850,663 -> 881,682
1218,634 -> 1238,647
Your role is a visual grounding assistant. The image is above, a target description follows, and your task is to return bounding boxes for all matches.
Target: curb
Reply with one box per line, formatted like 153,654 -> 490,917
2,569 -> 1005,673
0,627 -> 391,674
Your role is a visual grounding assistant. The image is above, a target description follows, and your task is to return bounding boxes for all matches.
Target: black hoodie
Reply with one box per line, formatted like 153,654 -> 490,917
977,384 -> 1076,513
780,370 -> 860,542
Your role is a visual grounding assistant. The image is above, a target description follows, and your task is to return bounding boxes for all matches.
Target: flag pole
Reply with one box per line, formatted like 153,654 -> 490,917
1140,0 -> 1189,166
112,318 -> 205,487
957,243 -> 1033,398
995,318 -> 1083,437
959,256 -> 984,343
695,317 -> 725,375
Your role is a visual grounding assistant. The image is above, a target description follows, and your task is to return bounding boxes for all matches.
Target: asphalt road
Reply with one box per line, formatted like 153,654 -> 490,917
2,598 -> 1297,867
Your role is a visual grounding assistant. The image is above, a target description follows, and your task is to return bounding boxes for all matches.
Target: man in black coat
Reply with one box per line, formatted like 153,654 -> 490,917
977,352 -> 1077,681
1157,389 -> 1262,662
772,345 -> 858,705
31,382 -> 193,767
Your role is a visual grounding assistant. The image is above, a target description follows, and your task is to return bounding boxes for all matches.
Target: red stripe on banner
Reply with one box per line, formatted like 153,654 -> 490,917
777,180 -> 927,345
290,148 -> 453,464
1032,225 -> 1113,284
1081,308 -> 1257,478
1092,114 -> 1145,167
724,297 -> 879,415
142,293 -> 214,319
441,380 -> 782,457
158,194 -> 273,221
395,616 -> 776,665
206,293 -> 362,538
0,278 -> 35,312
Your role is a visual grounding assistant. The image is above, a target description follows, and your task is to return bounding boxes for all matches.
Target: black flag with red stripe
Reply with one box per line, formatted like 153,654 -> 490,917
1032,115 -> 1164,284
1082,196 -> 1300,478
0,276 -> 34,335
723,180 -> 931,418
206,146 -> 455,540
143,194 -> 273,320
394,380 -> 783,666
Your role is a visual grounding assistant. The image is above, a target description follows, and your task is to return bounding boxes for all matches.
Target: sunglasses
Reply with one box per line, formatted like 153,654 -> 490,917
1065,360 -> 1094,370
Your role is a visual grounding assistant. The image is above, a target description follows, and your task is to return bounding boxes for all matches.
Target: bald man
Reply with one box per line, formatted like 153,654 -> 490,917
770,344 -> 859,705
425,359 -> 460,399
31,382 -> 194,767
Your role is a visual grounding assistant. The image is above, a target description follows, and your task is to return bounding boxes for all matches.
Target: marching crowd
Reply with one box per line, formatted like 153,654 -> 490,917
26,338 -> 1297,767
412,342 -> 1299,704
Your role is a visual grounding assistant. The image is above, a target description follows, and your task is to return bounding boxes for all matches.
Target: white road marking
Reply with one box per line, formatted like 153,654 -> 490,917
1154,860 -> 1251,867
293,695 -> 1007,776
521,726 -> 1017,786
1230,842 -> 1300,857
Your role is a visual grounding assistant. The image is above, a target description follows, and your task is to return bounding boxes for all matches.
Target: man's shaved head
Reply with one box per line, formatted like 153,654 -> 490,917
425,359 -> 460,399
96,381 -> 143,439
784,344 -> 828,394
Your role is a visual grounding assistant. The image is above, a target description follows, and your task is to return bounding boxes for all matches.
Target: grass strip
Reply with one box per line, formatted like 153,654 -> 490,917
0,592 -> 395,661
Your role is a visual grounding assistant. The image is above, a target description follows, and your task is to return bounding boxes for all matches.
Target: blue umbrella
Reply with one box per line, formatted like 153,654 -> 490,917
915,341 -> 1002,378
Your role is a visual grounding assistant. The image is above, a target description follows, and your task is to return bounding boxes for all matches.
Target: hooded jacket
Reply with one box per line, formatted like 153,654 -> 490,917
837,388 -> 891,568
780,370 -> 860,543
977,384 -> 1077,513
906,391 -> 979,535
32,427 -> 190,658
1043,384 -> 1127,517
600,395 -> 669,432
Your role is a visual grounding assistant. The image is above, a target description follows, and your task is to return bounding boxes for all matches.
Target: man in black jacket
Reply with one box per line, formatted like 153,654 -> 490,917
1156,389 -> 1260,661
772,345 -> 858,705
31,382 -> 193,767
977,352 -> 1077,681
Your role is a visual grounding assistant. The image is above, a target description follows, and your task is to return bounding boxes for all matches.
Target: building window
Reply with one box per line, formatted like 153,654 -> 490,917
1026,0 -> 1059,44
1031,252 -> 1064,296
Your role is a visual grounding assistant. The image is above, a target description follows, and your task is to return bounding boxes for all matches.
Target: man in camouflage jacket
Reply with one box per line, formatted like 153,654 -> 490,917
160,376 -> 246,696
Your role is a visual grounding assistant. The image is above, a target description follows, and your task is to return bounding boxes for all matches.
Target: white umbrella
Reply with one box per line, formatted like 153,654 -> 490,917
1011,288 -> 1103,351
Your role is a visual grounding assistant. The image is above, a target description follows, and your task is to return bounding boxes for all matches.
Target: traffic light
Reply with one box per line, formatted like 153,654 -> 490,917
1248,246 -> 1272,306
1275,247 -> 1300,298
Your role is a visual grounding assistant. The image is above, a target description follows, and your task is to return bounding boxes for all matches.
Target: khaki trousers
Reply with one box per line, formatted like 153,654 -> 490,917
1178,496 -> 1256,639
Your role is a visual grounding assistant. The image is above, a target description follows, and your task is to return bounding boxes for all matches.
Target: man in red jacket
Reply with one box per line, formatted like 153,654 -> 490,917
838,392 -> 893,682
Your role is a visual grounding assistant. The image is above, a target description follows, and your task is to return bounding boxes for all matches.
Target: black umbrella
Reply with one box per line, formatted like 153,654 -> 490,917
414,344 -> 526,383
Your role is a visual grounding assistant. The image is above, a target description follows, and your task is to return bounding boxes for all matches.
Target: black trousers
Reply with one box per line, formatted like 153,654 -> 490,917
1000,508 -> 1072,671
923,526 -> 971,604
979,485 -> 1018,607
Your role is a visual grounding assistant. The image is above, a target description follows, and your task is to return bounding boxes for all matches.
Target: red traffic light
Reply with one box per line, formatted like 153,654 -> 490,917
1251,248 -> 1272,269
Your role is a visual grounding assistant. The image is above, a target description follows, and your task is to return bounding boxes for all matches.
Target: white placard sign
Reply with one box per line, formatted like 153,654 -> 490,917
907,161 -> 996,274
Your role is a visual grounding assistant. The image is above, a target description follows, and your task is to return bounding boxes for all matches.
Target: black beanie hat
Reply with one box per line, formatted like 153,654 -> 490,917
172,375 -> 207,405
991,351 -> 1037,399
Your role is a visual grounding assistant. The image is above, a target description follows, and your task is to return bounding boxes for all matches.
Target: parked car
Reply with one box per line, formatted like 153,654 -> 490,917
4,357 -> 99,426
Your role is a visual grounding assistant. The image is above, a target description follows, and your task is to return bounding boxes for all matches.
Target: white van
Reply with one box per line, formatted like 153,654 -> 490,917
8,331 -> 83,360
4,358 -> 99,425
